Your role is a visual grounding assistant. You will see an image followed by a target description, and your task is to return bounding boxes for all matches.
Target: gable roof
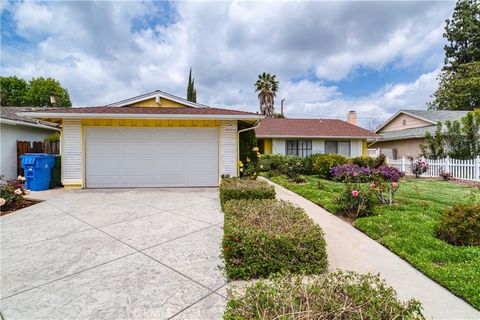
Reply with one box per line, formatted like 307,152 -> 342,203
108,90 -> 209,108
255,118 -> 378,139
20,106 -> 263,121
0,107 -> 60,130
375,110 -> 469,133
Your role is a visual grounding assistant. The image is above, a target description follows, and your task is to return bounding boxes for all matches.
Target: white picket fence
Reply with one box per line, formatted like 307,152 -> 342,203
387,156 -> 480,182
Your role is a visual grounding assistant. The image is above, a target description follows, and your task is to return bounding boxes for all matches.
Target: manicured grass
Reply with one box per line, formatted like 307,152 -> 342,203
269,175 -> 480,310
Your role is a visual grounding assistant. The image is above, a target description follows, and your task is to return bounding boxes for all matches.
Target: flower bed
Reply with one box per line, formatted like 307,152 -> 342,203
225,271 -> 424,319
222,199 -> 327,280
219,177 -> 275,207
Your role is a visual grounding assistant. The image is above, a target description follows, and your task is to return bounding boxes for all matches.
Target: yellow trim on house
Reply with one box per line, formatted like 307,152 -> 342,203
127,97 -> 187,108
264,138 -> 272,154
362,139 -> 367,157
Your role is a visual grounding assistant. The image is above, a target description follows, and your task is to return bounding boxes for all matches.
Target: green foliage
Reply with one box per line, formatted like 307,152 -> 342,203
336,183 -> 375,219
443,0 -> 480,71
430,0 -> 480,110
421,109 -> 480,159
436,204 -> 480,246
0,76 -> 28,106
224,271 -> 424,320
258,154 -> 314,177
351,156 -> 376,168
239,130 -> 257,167
219,177 -> 275,207
222,199 -> 327,280
255,72 -> 279,117
24,77 -> 72,108
186,67 -> 197,103
421,122 -> 446,159
44,132 -> 60,142
311,153 -> 349,179
430,62 -> 480,111
271,175 -> 480,309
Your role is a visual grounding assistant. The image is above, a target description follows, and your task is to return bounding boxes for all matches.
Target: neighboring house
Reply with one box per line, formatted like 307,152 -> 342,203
1,107 -> 60,180
370,110 -> 469,159
255,111 -> 378,158
22,90 -> 263,189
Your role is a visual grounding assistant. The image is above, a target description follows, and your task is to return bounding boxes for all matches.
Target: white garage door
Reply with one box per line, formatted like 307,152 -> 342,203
85,127 -> 219,188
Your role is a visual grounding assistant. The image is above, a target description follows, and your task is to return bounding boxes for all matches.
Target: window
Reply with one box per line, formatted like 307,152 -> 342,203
286,140 -> 312,157
325,141 -> 351,157
402,119 -> 407,126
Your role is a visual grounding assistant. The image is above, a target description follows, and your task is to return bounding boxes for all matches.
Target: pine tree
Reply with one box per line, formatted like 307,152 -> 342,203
186,67 -> 197,102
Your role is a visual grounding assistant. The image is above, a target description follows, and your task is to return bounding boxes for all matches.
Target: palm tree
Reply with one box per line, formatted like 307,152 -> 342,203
255,73 -> 279,117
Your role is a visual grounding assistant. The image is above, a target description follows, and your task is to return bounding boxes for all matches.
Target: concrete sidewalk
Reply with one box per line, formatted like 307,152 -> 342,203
261,177 -> 479,320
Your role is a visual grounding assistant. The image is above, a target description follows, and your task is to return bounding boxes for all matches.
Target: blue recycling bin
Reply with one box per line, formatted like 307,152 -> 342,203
20,153 -> 55,191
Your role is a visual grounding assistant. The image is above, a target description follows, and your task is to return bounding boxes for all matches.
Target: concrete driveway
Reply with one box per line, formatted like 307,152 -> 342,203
0,188 -> 227,320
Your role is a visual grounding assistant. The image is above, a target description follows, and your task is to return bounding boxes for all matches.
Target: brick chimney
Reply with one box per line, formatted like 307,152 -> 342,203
347,111 -> 357,126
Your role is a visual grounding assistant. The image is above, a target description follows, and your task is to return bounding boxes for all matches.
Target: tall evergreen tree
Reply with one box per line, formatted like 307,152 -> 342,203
186,67 -> 197,103
429,0 -> 480,110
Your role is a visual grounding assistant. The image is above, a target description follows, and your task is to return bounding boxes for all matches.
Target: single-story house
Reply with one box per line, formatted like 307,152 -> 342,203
22,90 -> 263,189
255,111 -> 378,158
369,110 -> 468,159
1,107 -> 60,180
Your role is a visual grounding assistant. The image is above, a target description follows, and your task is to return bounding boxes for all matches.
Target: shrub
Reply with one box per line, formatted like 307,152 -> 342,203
311,154 -> 349,179
239,147 -> 261,179
436,204 -> 480,246
224,271 -> 424,320
219,178 -> 275,207
0,176 -> 28,211
336,183 -> 375,219
222,199 -> 328,279
409,157 -> 429,178
331,163 -> 373,182
439,168 -> 452,181
370,180 -> 399,205
351,156 -> 376,168
373,153 -> 387,168
373,165 -> 404,182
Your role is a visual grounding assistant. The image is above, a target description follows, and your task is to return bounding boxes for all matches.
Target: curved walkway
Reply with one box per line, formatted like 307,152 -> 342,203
262,177 -> 479,320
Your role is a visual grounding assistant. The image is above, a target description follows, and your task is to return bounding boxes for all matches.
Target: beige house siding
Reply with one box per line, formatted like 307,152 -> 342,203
370,138 -> 425,159
380,114 -> 431,133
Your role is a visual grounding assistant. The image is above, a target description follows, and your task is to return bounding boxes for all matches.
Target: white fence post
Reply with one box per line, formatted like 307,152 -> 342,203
475,156 -> 480,182
401,156 -> 406,173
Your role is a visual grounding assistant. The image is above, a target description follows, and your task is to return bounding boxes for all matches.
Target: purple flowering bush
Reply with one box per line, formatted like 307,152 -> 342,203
331,164 -> 403,183
373,165 -> 404,182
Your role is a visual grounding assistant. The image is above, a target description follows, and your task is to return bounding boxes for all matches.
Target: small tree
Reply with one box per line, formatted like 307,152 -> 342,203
24,77 -> 72,108
421,122 -> 446,159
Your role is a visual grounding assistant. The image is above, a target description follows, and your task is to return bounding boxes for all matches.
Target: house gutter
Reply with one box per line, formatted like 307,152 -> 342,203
0,118 -> 60,131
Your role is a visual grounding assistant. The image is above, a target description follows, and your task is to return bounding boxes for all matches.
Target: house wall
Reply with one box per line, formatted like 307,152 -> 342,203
128,98 -> 186,108
380,114 -> 431,133
370,138 -> 424,159
268,138 -> 364,157
0,123 -> 58,180
60,118 -> 237,188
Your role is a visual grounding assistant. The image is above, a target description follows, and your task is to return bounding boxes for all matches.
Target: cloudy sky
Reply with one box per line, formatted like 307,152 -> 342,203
1,1 -> 455,127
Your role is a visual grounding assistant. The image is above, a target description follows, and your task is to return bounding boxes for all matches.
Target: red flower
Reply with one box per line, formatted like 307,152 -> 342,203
352,190 -> 359,197
225,245 -> 230,252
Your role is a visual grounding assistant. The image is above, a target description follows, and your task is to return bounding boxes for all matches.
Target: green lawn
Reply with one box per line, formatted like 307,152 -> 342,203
269,175 -> 480,310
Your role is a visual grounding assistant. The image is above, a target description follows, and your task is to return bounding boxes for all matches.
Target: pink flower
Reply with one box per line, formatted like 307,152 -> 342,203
392,182 -> 398,189
353,172 -> 358,177
370,183 -> 376,189
352,190 -> 359,197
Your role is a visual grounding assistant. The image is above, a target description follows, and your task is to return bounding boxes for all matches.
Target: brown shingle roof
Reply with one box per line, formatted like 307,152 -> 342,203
22,106 -> 259,116
255,118 -> 378,138
0,107 -> 59,128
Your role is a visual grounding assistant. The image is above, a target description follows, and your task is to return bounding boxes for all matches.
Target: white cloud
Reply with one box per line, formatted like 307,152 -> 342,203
1,1 -> 452,119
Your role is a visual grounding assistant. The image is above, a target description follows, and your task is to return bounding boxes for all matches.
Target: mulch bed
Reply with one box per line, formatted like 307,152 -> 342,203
0,199 -> 41,216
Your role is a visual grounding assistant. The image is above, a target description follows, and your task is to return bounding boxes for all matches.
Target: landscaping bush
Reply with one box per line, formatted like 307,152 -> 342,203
373,165 -> 404,182
0,176 -> 28,212
258,154 -> 314,177
369,180 -> 399,205
351,156 -> 376,168
336,183 -> 375,219
331,163 -> 373,182
222,199 -> 327,279
311,154 -> 349,179
224,271 -> 424,320
435,204 -> 480,246
409,157 -> 429,178
220,178 -> 275,207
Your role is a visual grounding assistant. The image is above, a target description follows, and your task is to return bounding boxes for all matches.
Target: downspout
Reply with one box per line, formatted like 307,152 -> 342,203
237,120 -> 261,176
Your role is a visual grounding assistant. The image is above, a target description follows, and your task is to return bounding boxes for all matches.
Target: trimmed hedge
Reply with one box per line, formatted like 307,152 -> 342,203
311,153 -> 349,178
224,271 -> 424,319
435,203 -> 480,246
222,199 -> 327,280
220,177 -> 275,207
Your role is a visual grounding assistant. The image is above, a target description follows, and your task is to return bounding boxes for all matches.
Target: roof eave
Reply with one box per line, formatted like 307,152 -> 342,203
19,112 -> 264,121
256,134 -> 377,139
0,118 -> 60,131
375,110 -> 435,133
108,90 -> 209,109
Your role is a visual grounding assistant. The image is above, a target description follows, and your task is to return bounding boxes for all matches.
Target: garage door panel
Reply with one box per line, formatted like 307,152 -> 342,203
86,128 -> 219,188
